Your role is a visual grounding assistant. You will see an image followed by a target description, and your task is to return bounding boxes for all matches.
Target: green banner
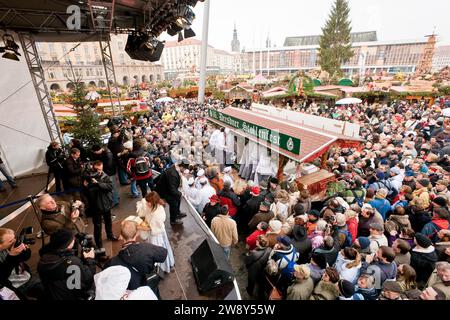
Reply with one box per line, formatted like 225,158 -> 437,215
208,109 -> 301,155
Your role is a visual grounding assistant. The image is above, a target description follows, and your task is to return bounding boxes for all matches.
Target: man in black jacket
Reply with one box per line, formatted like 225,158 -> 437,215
37,228 -> 96,300
155,159 -> 190,225
91,145 -> 119,206
105,220 -> 167,297
63,148 -> 83,194
83,161 -> 118,247
45,142 -> 66,192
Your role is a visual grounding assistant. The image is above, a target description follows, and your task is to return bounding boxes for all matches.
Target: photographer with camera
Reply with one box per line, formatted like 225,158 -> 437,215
83,160 -> 118,248
63,148 -> 83,199
105,220 -> 167,298
37,194 -> 86,236
0,228 -> 42,300
37,228 -> 96,300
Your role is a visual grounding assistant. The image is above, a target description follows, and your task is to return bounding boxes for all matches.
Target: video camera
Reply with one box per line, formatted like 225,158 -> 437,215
76,234 -> 106,259
14,227 -> 36,247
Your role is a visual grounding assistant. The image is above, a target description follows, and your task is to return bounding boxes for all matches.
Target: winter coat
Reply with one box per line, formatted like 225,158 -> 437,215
433,188 -> 450,204
408,207 -> 432,233
368,234 -> 389,254
427,270 -> 450,300
358,215 -> 383,238
246,229 -> 267,250
211,215 -> 238,248
309,231 -> 325,250
38,249 -> 96,300
394,252 -> 411,266
385,214 -> 412,234
369,198 -> 391,221
334,252 -> 361,284
105,242 -> 167,290
270,245 -> 299,271
218,189 -> 241,217
411,188 -> 431,209
202,203 -> 222,228
242,195 -> 264,222
209,176 -> 224,194
308,263 -> 325,285
0,248 -> 31,288
351,286 -> 379,300
421,219 -> 450,243
64,156 -> 82,188
84,172 -> 114,212
313,246 -> 339,267
154,165 -> 181,201
45,147 -> 65,171
287,277 -> 314,300
266,231 -> 285,249
136,201 -> 167,236
361,261 -> 397,285
40,201 -> 85,235
347,217 -> 358,243
245,247 -> 271,287
248,211 -> 275,231
410,247 -> 438,288
290,226 -> 312,264
309,280 -> 339,300
126,149 -> 153,181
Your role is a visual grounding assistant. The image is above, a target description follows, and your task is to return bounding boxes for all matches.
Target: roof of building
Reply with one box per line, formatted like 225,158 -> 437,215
284,31 -> 378,47
214,49 -> 233,56
208,107 -> 360,163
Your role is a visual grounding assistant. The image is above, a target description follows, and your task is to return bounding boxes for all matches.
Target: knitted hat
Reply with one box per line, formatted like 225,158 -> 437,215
294,264 -> 311,278
415,233 -> 433,248
49,229 -> 74,251
357,237 -> 371,250
389,167 -> 401,176
250,186 -> 260,196
260,201 -> 271,209
335,213 -> 347,227
292,225 -> 307,240
383,280 -> 403,294
433,197 -> 448,208
418,178 -> 430,188
308,210 -> 320,219
276,235 -> 291,247
293,203 -> 305,216
269,177 -> 279,185
376,171 -> 385,180
311,251 -> 327,269
405,171 -> 415,177
269,220 -> 282,233
338,279 -> 355,298
209,194 -> 220,202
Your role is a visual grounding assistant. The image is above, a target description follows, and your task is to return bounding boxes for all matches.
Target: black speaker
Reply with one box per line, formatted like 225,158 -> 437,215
191,239 -> 234,293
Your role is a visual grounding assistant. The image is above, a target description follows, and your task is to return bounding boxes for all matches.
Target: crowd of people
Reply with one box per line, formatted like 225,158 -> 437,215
1,96 -> 450,301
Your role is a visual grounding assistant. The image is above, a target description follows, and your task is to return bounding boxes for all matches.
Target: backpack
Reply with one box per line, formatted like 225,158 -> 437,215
351,189 -> 365,207
278,248 -> 297,279
134,156 -> 150,176
338,229 -> 353,248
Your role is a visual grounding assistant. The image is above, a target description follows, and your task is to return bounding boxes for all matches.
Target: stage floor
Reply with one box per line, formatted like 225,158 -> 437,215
2,180 -> 242,300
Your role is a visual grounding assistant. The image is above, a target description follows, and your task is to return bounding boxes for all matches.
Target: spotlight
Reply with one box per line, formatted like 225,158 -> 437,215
184,28 -> 196,39
0,34 -> 21,61
175,5 -> 195,28
167,23 -> 183,36
125,33 -> 165,62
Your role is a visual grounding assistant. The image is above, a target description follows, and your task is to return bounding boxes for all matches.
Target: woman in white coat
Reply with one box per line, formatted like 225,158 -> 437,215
137,191 -> 175,273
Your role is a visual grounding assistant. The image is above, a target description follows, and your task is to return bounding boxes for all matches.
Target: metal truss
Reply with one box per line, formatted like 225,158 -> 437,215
18,33 -> 64,145
99,40 -> 122,115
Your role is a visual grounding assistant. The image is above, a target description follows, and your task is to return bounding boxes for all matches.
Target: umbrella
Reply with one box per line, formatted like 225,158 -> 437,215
156,97 -> 174,103
335,97 -> 362,105
442,108 -> 450,117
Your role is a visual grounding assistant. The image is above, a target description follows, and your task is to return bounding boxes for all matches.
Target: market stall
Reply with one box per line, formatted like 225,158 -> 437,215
207,107 -> 362,199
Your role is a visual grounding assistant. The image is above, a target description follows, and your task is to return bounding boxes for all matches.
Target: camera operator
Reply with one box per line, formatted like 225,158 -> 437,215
37,228 -> 96,300
105,220 -> 167,297
37,194 -> 86,236
45,141 -> 66,192
83,160 -> 118,248
0,228 -> 42,300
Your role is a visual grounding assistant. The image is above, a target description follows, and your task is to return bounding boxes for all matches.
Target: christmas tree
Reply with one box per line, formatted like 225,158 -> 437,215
65,65 -> 102,148
319,0 -> 353,80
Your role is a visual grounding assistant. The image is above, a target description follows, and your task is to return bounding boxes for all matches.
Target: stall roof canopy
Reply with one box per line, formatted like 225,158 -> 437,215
0,0 -> 184,42
208,107 -> 361,163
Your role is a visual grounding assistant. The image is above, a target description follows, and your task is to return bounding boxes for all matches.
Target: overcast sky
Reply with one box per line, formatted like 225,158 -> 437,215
160,0 -> 450,51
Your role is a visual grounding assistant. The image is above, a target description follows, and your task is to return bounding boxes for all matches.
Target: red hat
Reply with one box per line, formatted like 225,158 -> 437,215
250,186 -> 260,196
209,194 -> 220,202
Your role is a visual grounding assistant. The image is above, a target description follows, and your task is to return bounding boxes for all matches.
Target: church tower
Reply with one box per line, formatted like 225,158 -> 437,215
231,23 -> 240,52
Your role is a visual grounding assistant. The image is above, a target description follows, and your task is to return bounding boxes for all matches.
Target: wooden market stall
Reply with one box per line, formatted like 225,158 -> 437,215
207,107 -> 362,200
223,85 -> 254,104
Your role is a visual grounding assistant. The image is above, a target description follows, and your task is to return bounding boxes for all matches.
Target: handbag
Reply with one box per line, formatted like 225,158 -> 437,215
266,276 -> 282,300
